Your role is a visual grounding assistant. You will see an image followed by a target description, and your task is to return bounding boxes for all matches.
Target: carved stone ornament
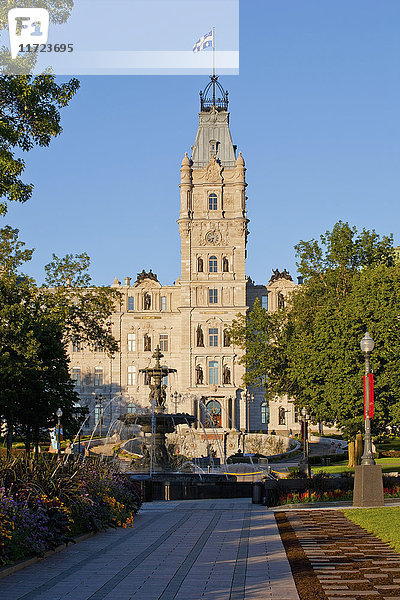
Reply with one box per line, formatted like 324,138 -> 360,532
205,230 -> 222,245
205,156 -> 222,183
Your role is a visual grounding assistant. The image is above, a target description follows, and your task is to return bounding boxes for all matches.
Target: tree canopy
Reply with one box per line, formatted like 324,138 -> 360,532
230,221 -> 400,437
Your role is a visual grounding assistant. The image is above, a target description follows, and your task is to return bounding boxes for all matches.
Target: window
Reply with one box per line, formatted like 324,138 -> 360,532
279,407 -> 286,426
206,399 -> 222,428
93,341 -> 103,352
127,365 -> 136,386
209,289 -> 218,304
127,403 -> 136,414
72,337 -> 81,352
262,296 -> 268,310
128,297 -> 134,311
94,367 -> 103,387
159,334 -> 168,352
209,361 -> 218,385
94,404 -> 103,425
127,333 -> 136,352
209,193 -> 218,211
209,328 -> 218,347
72,368 -> 81,389
161,296 -> 167,311
209,256 -> 217,273
261,402 -> 270,425
294,407 -> 299,423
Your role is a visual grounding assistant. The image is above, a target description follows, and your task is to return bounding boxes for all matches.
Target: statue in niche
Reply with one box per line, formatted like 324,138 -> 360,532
144,334 -> 151,352
223,329 -> 231,347
223,257 -> 229,273
198,257 -> 203,273
278,292 -> 285,310
196,365 -> 204,385
144,293 -> 151,310
196,324 -> 204,347
223,366 -> 231,385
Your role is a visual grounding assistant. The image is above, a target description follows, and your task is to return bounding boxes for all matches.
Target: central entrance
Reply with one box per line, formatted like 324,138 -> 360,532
206,399 -> 222,428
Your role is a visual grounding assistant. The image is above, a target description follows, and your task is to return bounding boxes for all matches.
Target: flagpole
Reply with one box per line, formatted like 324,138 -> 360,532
212,26 -> 216,106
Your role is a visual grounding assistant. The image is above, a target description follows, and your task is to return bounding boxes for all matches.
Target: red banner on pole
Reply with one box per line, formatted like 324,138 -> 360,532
363,373 -> 374,419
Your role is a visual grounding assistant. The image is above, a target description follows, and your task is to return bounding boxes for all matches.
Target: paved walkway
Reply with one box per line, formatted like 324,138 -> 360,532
0,499 -> 299,600
285,509 -> 400,600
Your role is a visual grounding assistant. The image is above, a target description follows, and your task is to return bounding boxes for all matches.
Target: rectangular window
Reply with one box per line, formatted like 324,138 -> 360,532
294,407 -> 299,423
71,368 -> 81,388
127,403 -> 136,414
94,367 -> 103,387
128,297 -> 134,311
127,333 -> 136,352
209,361 -> 218,385
262,295 -> 268,310
209,289 -> 218,304
209,328 -> 218,347
159,334 -> 168,352
127,365 -> 136,386
72,338 -> 81,352
261,403 -> 270,425
161,296 -> 167,311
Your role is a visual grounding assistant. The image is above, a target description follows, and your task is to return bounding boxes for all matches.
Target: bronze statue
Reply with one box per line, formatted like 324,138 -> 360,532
144,334 -> 151,352
196,364 -> 204,385
196,324 -> 204,347
223,365 -> 231,385
278,292 -> 285,310
269,268 -> 293,283
136,269 -> 158,283
144,293 -> 151,310
223,329 -> 231,347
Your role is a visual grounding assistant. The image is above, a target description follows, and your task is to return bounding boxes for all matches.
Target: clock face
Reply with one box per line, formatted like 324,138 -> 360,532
205,230 -> 221,245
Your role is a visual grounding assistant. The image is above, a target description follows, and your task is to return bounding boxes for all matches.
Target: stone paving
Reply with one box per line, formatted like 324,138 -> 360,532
0,499 -> 299,600
284,509 -> 400,600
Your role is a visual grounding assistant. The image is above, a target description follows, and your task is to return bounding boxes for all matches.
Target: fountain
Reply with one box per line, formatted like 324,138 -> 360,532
120,346 -> 196,472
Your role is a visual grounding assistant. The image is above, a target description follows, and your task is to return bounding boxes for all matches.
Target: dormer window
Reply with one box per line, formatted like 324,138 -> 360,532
209,193 -> 218,211
209,139 -> 217,157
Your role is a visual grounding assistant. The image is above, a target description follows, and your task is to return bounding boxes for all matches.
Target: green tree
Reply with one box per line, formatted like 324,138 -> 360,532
0,74 -> 79,215
230,222 -> 400,437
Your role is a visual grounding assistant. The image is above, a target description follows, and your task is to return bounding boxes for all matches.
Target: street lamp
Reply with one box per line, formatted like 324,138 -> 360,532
95,394 -> 103,438
171,391 -> 182,413
56,407 -> 63,457
360,332 -> 375,465
299,406 -> 311,477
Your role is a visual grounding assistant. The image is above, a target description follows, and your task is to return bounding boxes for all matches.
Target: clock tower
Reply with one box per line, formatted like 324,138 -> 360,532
178,76 -> 249,429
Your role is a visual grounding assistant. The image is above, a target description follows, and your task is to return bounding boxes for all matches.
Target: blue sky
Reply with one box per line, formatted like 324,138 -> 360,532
5,0 -> 400,286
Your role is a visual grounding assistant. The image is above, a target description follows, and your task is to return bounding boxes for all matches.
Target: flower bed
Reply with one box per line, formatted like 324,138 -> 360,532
276,486 -> 400,505
0,455 -> 142,566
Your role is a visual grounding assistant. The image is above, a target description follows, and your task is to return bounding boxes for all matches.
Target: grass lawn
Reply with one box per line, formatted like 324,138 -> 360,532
311,457 -> 400,475
343,507 -> 400,553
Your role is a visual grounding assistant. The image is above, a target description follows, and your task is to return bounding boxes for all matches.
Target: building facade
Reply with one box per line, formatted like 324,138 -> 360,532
69,78 -> 299,436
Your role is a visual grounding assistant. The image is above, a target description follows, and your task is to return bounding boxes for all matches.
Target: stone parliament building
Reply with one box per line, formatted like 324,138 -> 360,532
69,78 -> 299,436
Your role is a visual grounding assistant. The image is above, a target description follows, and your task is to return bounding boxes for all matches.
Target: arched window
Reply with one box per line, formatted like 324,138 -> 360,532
209,361 -> 218,385
209,193 -> 218,211
209,256 -> 217,272
206,399 -> 222,428
261,402 -> 270,425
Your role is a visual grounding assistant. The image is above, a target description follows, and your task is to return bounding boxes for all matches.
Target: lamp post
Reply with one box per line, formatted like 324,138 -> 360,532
56,407 -> 62,457
299,406 -> 310,477
171,391 -> 182,413
360,332 -> 375,465
95,393 -> 103,438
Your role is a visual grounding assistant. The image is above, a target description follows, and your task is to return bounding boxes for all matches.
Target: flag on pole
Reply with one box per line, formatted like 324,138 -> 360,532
193,30 -> 213,53
363,373 -> 374,419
